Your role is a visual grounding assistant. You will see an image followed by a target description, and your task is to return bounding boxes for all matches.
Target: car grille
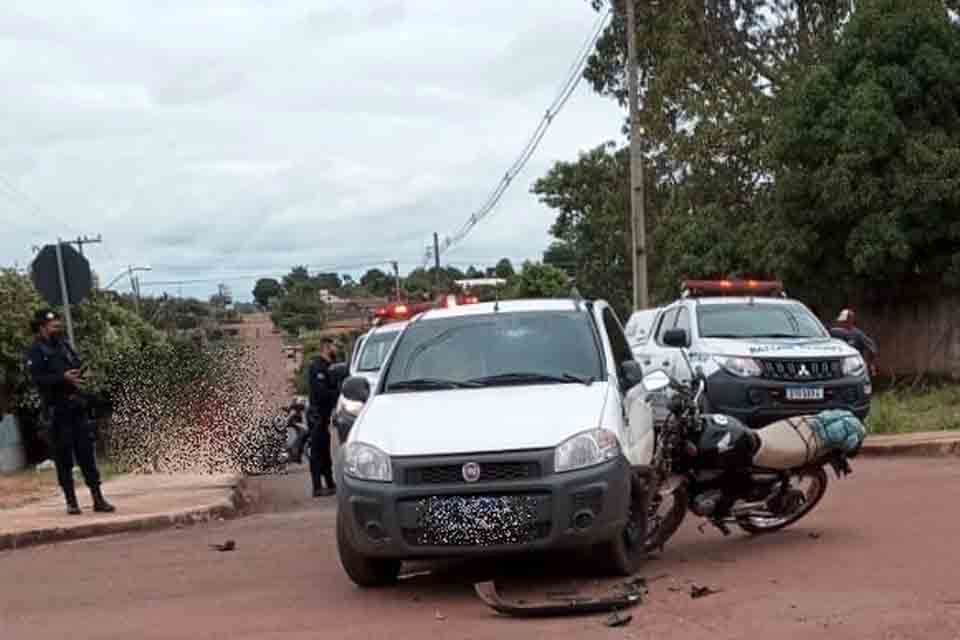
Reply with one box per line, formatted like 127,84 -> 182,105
760,359 -> 842,381
400,494 -> 551,547
404,461 -> 542,485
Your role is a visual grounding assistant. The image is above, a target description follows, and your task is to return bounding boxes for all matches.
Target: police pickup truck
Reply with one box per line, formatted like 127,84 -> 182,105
634,280 -> 871,428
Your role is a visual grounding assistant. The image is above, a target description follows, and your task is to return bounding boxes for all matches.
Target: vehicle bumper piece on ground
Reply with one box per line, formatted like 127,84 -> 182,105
337,449 -> 631,559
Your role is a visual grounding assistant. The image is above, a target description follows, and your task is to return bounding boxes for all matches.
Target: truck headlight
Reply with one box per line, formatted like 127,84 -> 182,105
843,355 -> 866,377
555,428 -> 620,473
343,442 -> 392,482
716,356 -> 763,378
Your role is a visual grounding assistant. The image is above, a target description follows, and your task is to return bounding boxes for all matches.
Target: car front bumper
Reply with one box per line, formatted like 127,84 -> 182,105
706,370 -> 872,428
336,449 -> 632,560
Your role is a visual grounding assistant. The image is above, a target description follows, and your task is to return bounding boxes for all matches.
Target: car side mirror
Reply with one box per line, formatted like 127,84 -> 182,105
341,376 -> 371,403
621,360 -> 645,390
663,329 -> 691,349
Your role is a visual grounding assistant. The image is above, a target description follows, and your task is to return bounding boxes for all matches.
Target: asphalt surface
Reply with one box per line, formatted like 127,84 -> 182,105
2,458 -> 960,640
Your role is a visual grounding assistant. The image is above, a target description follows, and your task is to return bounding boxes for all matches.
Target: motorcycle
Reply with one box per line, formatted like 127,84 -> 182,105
639,337 -> 864,552
282,400 -> 310,464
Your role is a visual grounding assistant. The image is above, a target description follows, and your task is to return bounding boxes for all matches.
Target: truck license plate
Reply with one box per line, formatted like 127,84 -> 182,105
786,387 -> 824,401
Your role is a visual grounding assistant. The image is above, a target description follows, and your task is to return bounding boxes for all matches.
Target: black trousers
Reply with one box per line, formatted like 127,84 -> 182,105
309,411 -> 334,490
50,408 -> 100,491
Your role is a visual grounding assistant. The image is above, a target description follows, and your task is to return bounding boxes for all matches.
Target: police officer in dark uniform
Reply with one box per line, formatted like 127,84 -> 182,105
307,338 -> 339,497
27,309 -> 115,515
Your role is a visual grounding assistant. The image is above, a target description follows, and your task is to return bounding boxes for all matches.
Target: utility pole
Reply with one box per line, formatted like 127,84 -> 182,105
390,260 -> 401,300
626,0 -> 649,310
66,234 -> 102,257
54,239 -> 77,347
433,233 -> 441,289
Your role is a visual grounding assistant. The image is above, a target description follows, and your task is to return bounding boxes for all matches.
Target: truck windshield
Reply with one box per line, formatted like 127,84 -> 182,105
382,311 -> 604,392
697,304 -> 826,339
357,330 -> 400,371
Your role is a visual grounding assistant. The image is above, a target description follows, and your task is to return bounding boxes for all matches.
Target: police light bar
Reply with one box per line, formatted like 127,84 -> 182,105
681,279 -> 785,298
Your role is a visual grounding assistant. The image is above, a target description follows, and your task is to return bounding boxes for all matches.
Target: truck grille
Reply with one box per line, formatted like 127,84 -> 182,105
760,359 -> 842,381
404,461 -> 541,485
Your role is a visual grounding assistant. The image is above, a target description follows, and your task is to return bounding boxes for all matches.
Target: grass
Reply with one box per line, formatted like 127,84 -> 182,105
868,383 -> 960,435
0,457 -> 117,510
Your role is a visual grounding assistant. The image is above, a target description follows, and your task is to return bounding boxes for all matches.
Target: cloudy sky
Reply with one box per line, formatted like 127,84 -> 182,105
1,0 -> 624,301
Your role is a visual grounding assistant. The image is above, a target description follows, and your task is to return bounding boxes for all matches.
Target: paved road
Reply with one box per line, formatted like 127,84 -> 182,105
2,458 -> 959,639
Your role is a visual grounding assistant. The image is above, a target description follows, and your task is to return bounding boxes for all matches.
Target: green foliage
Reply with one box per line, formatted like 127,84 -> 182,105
494,258 -> 515,280
0,270 -> 42,411
270,282 -> 326,336
360,268 -> 394,297
868,382 -> 960,434
769,0 -> 960,304
252,278 -> 283,309
509,262 -> 570,299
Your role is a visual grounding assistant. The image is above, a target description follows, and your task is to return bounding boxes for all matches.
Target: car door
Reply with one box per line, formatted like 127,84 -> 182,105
595,304 -> 654,466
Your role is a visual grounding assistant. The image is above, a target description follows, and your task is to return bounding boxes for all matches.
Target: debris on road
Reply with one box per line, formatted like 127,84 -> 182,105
605,611 -> 633,628
398,569 -> 432,581
689,584 -> 721,599
210,540 -> 236,552
434,610 -> 446,621
474,581 -> 642,618
809,531 -> 822,539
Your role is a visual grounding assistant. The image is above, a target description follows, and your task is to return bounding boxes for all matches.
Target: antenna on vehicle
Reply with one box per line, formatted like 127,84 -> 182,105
570,280 -> 583,311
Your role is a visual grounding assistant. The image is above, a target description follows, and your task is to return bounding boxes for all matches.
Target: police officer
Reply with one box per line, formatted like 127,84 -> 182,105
27,309 -> 115,515
307,338 -> 338,497
831,308 -> 879,374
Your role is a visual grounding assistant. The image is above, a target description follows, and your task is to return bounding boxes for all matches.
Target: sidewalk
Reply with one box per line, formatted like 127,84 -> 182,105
860,430 -> 960,457
0,473 -> 246,551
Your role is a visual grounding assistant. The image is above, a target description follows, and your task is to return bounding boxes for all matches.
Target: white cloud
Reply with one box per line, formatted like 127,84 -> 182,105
0,0 -> 624,299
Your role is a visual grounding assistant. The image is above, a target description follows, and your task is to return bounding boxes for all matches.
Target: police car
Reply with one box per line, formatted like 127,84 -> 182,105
636,280 -> 871,428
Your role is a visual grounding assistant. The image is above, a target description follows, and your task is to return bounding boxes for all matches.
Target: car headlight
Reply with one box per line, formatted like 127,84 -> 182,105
555,428 -> 620,473
343,442 -> 392,482
843,355 -> 866,377
338,396 -> 364,416
715,356 -> 763,378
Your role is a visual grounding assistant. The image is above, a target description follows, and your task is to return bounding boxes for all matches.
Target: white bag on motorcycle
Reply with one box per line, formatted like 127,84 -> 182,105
752,416 -> 824,470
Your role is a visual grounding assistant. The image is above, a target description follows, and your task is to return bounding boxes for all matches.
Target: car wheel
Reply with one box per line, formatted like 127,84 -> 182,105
336,509 -> 401,588
594,472 -> 649,576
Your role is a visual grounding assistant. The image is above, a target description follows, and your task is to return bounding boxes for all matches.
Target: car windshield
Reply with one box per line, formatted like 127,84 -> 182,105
382,310 -> 604,391
357,330 -> 400,371
697,303 -> 826,339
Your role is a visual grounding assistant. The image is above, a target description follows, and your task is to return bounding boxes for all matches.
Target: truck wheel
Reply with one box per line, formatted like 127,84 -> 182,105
336,509 -> 401,588
594,473 -> 649,576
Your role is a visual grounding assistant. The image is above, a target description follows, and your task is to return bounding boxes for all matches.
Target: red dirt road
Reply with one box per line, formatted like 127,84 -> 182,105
2,458 -> 959,639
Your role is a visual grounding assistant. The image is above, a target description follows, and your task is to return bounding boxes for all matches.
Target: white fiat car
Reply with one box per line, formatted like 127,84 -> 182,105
334,298 -> 656,587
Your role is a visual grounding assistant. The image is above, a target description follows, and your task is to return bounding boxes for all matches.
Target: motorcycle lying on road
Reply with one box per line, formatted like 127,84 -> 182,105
283,400 -> 310,464
639,329 -> 866,552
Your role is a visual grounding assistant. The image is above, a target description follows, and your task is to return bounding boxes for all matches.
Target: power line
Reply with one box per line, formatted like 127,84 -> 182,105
424,6 -> 613,266
0,173 -> 74,233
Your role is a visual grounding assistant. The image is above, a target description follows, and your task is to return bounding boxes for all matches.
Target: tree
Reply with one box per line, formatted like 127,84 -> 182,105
0,270 -> 42,412
314,272 -> 342,292
494,258 -> 515,280
270,282 -> 326,335
768,0 -> 960,304
360,268 -> 392,297
252,278 -> 283,309
282,266 -> 310,291
542,241 -> 576,274
510,262 -> 570,299
465,265 -> 482,279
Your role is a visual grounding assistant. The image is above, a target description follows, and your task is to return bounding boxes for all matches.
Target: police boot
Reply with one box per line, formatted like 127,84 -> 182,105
64,486 -> 82,516
90,486 -> 116,513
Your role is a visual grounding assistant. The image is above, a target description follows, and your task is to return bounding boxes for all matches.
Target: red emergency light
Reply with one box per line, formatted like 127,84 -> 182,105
681,279 -> 785,298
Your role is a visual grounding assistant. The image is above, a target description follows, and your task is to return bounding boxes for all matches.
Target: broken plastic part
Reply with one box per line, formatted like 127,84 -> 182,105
474,581 -> 642,618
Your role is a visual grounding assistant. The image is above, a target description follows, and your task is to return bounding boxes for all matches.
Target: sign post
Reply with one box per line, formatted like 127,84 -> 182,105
53,240 -> 76,347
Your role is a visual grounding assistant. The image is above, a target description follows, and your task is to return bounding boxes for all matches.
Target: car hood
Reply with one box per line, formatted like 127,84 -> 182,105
351,382 -> 610,457
696,337 -> 859,359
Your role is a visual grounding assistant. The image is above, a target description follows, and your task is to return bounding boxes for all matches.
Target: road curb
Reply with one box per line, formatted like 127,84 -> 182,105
859,438 -> 960,458
0,476 -> 249,552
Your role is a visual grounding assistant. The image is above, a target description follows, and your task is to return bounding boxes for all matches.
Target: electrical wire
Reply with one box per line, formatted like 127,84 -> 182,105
423,5 -> 613,265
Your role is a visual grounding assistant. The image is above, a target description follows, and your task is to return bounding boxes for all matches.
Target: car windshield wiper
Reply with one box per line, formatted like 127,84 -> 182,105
748,333 -> 806,339
468,372 -> 594,387
701,333 -> 746,339
387,378 -> 480,391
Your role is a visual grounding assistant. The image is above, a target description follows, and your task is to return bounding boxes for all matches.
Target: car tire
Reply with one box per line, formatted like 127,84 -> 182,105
594,472 -> 649,576
336,509 -> 401,588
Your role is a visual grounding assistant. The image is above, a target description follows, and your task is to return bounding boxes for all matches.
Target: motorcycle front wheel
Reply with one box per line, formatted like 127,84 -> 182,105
644,481 -> 688,552
735,466 -> 828,534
